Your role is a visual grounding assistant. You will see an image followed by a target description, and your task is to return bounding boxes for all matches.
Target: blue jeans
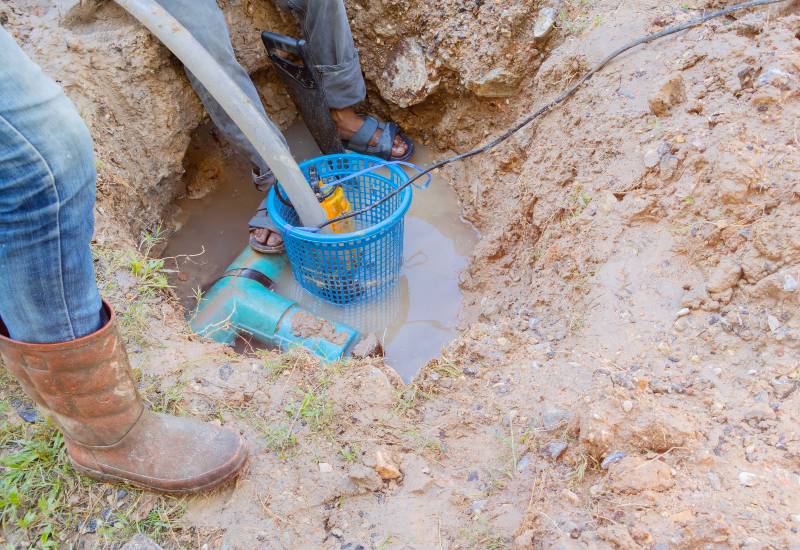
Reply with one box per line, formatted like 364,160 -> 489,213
0,27 -> 104,344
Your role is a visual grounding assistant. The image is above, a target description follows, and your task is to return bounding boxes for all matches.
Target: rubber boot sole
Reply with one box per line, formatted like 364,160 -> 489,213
68,450 -> 249,494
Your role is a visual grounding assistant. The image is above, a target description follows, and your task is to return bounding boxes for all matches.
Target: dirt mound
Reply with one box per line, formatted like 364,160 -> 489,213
1,0 -> 799,548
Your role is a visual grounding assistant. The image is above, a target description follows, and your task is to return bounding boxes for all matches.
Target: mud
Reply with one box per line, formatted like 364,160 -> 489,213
290,311 -> 350,346
272,141 -> 479,380
2,0 -> 800,548
164,119 -> 477,381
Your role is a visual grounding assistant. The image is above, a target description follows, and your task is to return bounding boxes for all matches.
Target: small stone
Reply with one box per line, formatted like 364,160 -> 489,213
330,528 -> 344,539
462,366 -> 478,377
351,333 -> 384,358
649,76 -> 687,116
608,457 -> 674,493
516,454 -> 531,472
467,470 -> 479,482
542,440 -> 568,459
601,451 -> 626,470
121,534 -> 163,550
79,518 -> 98,535
643,148 -> 661,168
347,465 -> 383,491
471,499 -> 488,514
561,488 -> 581,506
707,258 -> 743,294
217,363 -> 233,381
767,314 -> 781,332
318,462 -> 333,473
373,450 -> 402,480
784,274 -> 798,292
659,155 -> 679,179
542,408 -> 572,430
756,67 -> 792,90
651,379 -> 670,394
467,67 -> 521,98
533,7 -> 557,41
611,372 -> 635,390
739,471 -> 758,487
743,402 -> 776,421
10,399 -> 38,423
622,400 -> 634,413
482,303 -> 500,318
676,308 -> 690,318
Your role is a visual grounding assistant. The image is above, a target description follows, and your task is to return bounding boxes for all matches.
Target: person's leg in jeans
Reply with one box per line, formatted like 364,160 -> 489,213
0,27 -> 104,343
0,27 -> 248,493
281,0 -> 409,159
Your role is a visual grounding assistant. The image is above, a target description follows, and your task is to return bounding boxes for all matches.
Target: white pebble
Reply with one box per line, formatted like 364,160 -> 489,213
784,274 -> 798,292
767,314 -> 781,332
318,462 -> 333,473
622,400 -> 633,413
676,308 -> 691,318
739,471 -> 758,487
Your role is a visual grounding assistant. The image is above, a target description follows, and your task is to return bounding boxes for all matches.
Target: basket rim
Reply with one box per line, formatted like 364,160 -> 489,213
266,153 -> 413,243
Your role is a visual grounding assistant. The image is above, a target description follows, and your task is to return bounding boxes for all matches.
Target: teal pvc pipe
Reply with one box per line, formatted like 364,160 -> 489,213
190,248 -> 358,362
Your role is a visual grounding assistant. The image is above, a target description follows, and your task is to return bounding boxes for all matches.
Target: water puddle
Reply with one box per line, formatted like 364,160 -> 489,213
164,119 -> 478,381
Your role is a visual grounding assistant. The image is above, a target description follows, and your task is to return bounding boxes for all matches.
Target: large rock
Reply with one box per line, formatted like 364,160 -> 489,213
533,7 -> 558,41
376,38 -> 438,108
467,67 -> 522,98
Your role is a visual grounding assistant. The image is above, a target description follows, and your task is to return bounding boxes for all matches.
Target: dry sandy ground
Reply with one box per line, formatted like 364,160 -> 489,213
1,0 -> 799,548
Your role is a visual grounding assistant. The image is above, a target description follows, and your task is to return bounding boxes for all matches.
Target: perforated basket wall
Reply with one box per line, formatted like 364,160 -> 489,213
267,154 -> 412,305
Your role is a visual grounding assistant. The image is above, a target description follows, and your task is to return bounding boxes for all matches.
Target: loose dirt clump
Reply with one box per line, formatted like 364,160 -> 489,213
1,0 -> 800,548
291,311 -> 350,345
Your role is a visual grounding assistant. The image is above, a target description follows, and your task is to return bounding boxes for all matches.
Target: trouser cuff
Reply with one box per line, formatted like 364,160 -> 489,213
317,54 -> 367,109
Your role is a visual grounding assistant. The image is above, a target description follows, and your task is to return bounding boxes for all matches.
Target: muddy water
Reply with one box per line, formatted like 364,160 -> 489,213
164,120 -> 478,380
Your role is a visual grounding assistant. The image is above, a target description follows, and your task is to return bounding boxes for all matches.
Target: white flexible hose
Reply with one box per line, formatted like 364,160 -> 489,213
115,0 -> 327,228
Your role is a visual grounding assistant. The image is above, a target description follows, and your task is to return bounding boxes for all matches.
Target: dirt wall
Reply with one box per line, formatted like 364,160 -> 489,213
2,0 -> 800,548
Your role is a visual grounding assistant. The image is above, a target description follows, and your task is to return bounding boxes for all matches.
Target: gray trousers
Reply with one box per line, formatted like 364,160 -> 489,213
158,0 -> 366,174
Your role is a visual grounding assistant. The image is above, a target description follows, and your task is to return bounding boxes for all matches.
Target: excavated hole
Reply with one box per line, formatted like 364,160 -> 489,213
163,119 -> 478,381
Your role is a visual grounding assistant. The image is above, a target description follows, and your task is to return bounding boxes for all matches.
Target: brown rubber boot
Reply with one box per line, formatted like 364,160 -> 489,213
0,301 -> 248,493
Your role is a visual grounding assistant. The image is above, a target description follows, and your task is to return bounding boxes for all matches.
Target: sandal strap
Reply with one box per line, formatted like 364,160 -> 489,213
349,115 -> 380,150
252,169 -> 277,193
248,197 -> 279,231
372,121 -> 398,160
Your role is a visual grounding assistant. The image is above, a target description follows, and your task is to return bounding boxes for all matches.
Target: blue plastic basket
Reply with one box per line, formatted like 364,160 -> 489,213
267,154 -> 412,305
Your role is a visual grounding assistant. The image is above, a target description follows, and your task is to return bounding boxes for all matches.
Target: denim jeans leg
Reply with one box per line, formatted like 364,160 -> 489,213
282,0 -> 367,108
156,0 -> 287,174
0,27 -> 104,343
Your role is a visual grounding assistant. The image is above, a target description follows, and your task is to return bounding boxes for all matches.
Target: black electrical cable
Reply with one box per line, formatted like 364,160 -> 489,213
317,0 -> 788,230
